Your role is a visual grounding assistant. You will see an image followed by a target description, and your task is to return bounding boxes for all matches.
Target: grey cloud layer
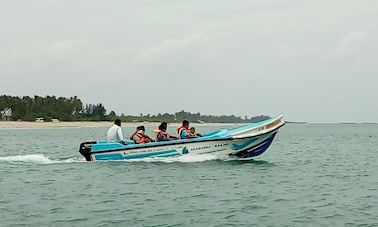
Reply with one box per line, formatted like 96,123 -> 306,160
1,0 -> 377,122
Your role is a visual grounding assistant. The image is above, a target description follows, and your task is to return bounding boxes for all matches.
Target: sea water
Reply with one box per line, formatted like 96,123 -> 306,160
0,124 -> 377,226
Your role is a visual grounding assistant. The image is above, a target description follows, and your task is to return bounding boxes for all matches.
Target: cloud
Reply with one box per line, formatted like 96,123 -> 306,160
132,33 -> 213,78
326,31 -> 378,61
1,0 -> 378,122
50,39 -> 88,51
133,33 -> 211,64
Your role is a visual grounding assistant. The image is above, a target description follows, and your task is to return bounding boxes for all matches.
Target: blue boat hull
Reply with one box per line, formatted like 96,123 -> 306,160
233,132 -> 277,159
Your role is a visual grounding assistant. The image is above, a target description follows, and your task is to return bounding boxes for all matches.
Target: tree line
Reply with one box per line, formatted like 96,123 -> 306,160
0,95 -> 106,121
120,110 -> 269,123
0,95 -> 269,123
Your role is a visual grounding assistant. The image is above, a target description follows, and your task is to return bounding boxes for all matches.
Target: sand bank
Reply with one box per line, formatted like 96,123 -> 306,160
0,121 -> 238,129
0,121 -> 160,129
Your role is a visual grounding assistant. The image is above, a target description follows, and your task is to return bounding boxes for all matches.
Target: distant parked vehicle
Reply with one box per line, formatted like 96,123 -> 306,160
35,118 -> 44,123
51,119 -> 60,123
1,108 -> 12,121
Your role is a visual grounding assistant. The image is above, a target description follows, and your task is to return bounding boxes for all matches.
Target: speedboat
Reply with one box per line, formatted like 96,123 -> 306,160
79,115 -> 285,161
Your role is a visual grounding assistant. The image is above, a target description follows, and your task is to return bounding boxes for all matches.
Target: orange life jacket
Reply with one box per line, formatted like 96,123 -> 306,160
134,133 -> 149,144
177,126 -> 191,139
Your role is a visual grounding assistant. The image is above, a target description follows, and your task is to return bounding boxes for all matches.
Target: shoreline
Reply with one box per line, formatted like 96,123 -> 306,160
1,121 -> 376,129
0,121 -> 240,129
0,121 -> 115,128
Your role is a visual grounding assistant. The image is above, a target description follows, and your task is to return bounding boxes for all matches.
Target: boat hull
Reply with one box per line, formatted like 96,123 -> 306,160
79,115 -> 285,161
87,130 -> 277,161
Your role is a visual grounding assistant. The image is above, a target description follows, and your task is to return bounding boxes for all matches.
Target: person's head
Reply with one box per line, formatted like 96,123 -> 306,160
159,122 -> 167,131
182,120 -> 189,128
190,127 -> 196,133
137,126 -> 145,134
114,119 -> 121,126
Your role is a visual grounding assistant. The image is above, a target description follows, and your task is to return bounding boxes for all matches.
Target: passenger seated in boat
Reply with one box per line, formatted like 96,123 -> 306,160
154,122 -> 178,141
130,126 -> 154,144
106,119 -> 126,145
177,120 -> 197,139
190,127 -> 202,137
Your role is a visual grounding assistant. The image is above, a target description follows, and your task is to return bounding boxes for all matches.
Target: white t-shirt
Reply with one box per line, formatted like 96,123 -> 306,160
106,124 -> 124,143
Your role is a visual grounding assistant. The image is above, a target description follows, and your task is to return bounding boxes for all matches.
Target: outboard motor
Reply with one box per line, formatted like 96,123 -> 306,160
79,141 -> 97,161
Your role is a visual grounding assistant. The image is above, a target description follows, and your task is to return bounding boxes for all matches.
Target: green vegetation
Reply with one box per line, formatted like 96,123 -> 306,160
0,95 -> 269,123
0,95 -> 106,121
120,111 -> 269,123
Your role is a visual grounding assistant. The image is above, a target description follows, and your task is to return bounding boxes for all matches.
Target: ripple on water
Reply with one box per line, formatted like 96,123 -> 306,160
1,125 -> 378,226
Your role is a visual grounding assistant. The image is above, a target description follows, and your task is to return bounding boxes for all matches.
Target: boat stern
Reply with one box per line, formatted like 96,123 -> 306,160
79,141 -> 96,161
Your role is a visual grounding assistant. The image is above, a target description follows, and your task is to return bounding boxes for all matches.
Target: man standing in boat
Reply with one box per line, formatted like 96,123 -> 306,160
106,119 -> 126,145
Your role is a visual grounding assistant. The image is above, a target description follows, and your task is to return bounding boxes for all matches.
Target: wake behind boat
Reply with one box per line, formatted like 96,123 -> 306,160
79,115 -> 285,161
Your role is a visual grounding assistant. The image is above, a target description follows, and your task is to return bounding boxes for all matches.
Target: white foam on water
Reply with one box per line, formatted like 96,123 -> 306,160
0,154 -> 86,164
59,157 -> 87,163
0,154 -> 54,164
0,154 -> 220,164
123,153 -> 220,163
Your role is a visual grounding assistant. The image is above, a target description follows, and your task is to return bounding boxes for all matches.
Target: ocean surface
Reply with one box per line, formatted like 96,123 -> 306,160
0,123 -> 377,226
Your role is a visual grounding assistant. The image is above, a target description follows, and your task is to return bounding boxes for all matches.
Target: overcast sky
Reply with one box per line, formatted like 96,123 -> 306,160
1,0 -> 377,123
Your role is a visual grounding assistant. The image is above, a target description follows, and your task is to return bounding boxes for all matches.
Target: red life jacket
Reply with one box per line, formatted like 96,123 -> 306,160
177,126 -> 191,139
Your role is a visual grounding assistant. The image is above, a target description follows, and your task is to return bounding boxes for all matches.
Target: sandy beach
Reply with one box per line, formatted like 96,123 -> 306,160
0,121 -> 159,129
0,121 -> 238,129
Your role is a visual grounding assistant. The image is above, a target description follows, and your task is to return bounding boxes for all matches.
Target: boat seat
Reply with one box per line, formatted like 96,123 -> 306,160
203,129 -> 230,139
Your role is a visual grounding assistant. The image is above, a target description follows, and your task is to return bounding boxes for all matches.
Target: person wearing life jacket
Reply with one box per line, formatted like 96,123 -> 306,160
130,126 -> 154,144
177,120 -> 196,139
154,122 -> 178,142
